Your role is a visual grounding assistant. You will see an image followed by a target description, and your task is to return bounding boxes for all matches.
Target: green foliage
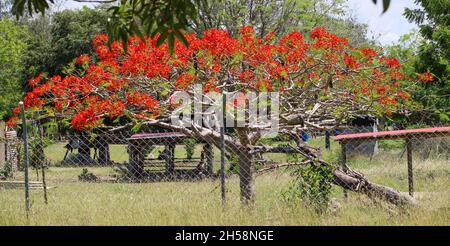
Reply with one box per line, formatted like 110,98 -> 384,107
183,138 -> 196,159
384,0 -> 450,125
106,0 -> 196,54
22,7 -> 108,81
0,18 -> 27,119
0,160 -> 14,179
285,161 -> 335,213
379,139 -> 405,150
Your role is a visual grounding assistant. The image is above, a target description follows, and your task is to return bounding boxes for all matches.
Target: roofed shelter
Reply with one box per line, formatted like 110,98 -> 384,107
127,132 -> 214,179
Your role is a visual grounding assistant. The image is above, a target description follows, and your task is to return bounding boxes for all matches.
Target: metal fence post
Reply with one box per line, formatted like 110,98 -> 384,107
220,92 -> 226,205
19,102 -> 30,217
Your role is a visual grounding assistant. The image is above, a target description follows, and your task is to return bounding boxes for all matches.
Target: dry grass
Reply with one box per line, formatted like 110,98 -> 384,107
0,138 -> 449,225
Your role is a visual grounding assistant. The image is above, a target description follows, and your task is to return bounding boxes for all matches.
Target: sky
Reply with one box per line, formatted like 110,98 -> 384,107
62,0 -> 419,46
346,0 -> 419,45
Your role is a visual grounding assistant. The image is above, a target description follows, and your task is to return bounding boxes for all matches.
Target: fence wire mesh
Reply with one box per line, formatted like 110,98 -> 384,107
1,115 -> 449,225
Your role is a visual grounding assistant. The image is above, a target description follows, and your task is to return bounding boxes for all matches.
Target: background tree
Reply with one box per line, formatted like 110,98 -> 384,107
0,18 -> 27,120
22,6 -> 108,81
389,0 -> 450,125
192,0 -> 372,47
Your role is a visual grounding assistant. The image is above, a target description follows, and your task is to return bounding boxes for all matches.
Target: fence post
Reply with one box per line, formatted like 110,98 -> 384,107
406,138 -> 414,197
325,130 -> 330,150
340,142 -> 348,199
19,102 -> 30,217
220,92 -> 226,205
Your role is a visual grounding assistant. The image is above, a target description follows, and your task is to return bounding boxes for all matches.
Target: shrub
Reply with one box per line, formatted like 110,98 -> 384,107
285,161 -> 334,213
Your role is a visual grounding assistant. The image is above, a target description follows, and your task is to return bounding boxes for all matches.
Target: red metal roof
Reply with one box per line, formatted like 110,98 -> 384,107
335,126 -> 450,142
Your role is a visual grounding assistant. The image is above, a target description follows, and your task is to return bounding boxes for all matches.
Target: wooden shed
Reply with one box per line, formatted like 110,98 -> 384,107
127,132 -> 214,179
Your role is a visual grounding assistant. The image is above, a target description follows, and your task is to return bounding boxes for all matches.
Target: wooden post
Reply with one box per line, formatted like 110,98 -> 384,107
325,130 -> 330,150
341,142 -> 348,198
166,142 -> 175,174
41,164 -> 48,204
19,102 -> 30,217
128,141 -> 145,179
37,124 -> 47,204
406,138 -> 414,196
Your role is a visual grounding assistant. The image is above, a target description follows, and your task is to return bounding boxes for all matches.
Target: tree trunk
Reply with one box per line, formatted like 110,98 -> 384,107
251,144 -> 416,206
238,151 -> 256,204
333,166 -> 416,205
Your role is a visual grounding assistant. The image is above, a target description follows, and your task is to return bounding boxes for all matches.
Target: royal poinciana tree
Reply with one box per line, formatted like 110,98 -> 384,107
10,26 -> 433,205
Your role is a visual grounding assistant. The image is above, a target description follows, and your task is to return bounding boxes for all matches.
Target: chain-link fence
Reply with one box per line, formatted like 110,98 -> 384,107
1,111 -> 449,225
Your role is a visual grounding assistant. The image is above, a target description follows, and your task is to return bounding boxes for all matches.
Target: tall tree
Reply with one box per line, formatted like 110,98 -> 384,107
22,6 -> 108,83
0,18 -> 27,119
398,0 -> 450,124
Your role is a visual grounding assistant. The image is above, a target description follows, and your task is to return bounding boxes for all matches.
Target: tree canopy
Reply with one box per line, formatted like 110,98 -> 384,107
0,18 -> 27,119
390,0 -> 450,124
10,0 -> 392,53
9,26 -> 422,132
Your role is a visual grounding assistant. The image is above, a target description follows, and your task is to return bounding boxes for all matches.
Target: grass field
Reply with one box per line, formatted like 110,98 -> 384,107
1,137 -> 449,225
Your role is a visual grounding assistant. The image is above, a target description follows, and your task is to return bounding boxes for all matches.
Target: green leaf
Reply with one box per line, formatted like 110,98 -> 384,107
382,0 -> 390,13
174,29 -> 189,48
167,31 -> 175,55
156,30 -> 168,47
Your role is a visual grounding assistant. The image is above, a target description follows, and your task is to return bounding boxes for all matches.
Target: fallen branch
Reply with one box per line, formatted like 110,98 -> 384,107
253,143 -> 416,206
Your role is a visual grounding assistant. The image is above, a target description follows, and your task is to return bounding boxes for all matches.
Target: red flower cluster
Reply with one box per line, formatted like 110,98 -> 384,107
28,73 -> 45,88
13,26 -> 411,130
75,54 -> 91,65
344,53 -> 360,70
418,72 -> 434,82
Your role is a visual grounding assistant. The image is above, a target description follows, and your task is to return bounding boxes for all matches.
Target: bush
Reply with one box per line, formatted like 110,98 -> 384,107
0,160 -> 13,179
285,161 -> 334,213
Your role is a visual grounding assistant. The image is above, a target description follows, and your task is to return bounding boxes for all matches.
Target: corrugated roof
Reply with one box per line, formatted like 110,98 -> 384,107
335,126 -> 450,142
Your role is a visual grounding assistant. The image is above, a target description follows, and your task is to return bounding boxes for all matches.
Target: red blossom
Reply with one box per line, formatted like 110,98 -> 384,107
11,27 -> 410,130
75,54 -> 91,65
418,72 -> 434,82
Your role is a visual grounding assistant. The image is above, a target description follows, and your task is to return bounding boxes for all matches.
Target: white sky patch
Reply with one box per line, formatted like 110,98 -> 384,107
58,0 -> 95,9
346,0 -> 419,46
